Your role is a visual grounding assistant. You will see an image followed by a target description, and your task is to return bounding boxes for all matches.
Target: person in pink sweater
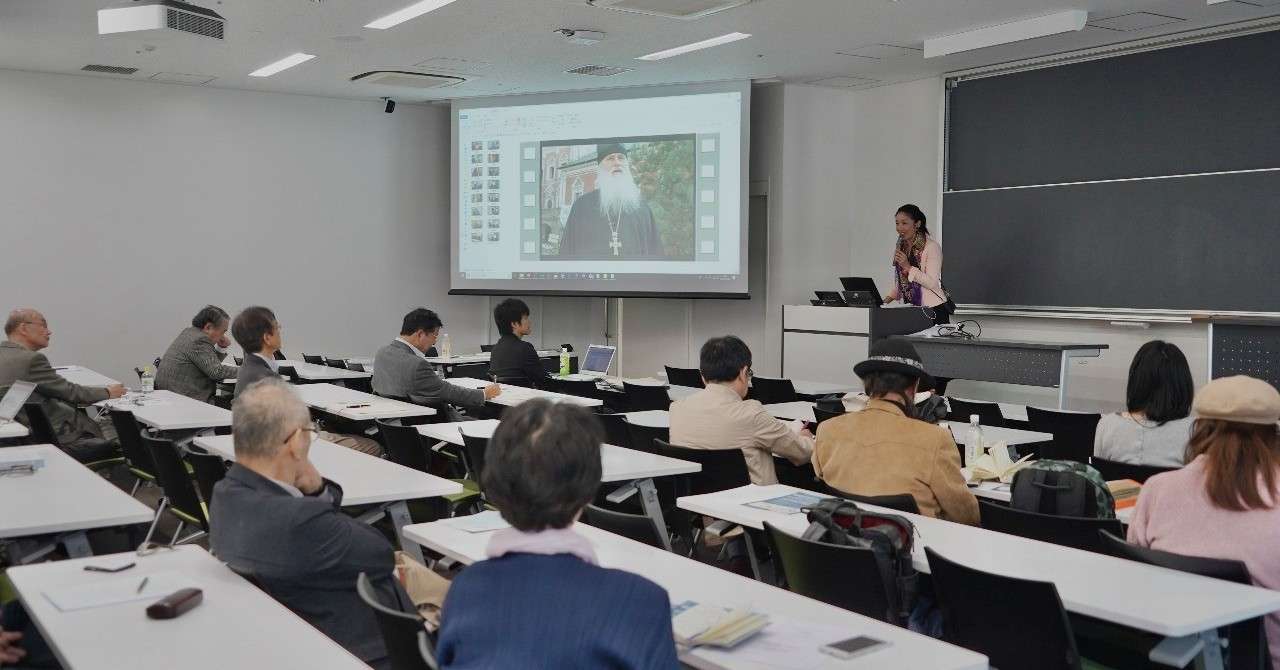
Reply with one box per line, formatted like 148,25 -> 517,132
1128,375 -> 1280,668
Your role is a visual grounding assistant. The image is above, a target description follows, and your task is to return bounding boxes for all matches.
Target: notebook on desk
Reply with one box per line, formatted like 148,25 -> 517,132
0,380 -> 36,424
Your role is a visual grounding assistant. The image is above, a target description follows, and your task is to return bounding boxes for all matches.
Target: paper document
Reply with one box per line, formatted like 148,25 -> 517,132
672,601 -> 770,649
44,571 -> 196,612
684,619 -> 884,670
440,510 -> 509,534
744,492 -> 826,515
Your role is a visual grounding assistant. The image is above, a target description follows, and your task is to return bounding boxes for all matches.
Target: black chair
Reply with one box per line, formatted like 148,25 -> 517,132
458,431 -> 489,491
812,406 -> 845,428
418,631 -> 440,670
1089,457 -> 1176,484
21,402 -> 120,470
274,350 -> 287,361
764,522 -> 900,624
302,353 -> 324,364
824,483 -> 920,515
750,377 -> 798,405
348,362 -> 366,373
595,412 -> 631,449
623,382 -> 670,411
377,420 -> 480,514
653,439 -> 750,496
582,504 -> 664,548
108,409 -> 158,495
186,449 -> 228,508
545,377 -> 600,400
979,500 -> 1121,555
926,547 -> 1083,670
946,397 -> 1005,428
623,419 -> 669,455
664,366 -> 704,389
141,434 -> 207,546
1027,406 -> 1102,463
324,358 -> 349,369
451,362 -> 491,381
277,365 -> 299,383
1099,531 -> 1271,670
479,344 -> 494,353
344,375 -> 374,394
356,573 -> 434,670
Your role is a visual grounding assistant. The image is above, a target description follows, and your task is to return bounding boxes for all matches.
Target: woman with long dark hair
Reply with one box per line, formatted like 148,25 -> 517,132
1093,340 -> 1195,467
883,204 -> 950,324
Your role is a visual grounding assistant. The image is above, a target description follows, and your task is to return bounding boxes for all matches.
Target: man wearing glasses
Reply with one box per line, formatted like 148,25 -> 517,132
0,308 -> 124,462
210,377 -> 410,668
669,335 -> 814,486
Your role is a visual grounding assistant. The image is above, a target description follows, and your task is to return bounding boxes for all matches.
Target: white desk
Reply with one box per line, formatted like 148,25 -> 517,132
194,434 -> 461,564
417,419 -> 698,551
278,360 -> 371,381
7,546 -> 368,670
403,519 -> 986,670
760,402 -> 1052,447
0,445 -> 154,561
98,390 -> 231,432
290,383 -> 435,421
681,484 -> 1280,670
0,420 -> 30,439
449,377 -> 603,408
54,365 -> 119,388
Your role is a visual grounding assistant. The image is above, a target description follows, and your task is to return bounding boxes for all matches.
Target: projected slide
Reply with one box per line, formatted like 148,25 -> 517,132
451,81 -> 749,297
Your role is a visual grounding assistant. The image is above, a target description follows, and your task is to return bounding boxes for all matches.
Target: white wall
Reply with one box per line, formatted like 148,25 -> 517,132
0,68 -> 498,384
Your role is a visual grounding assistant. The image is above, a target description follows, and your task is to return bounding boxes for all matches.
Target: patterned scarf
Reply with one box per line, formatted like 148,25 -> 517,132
894,233 -> 928,306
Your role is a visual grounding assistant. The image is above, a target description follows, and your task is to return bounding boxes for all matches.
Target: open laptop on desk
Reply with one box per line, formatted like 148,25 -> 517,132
0,380 -> 37,425
557,345 -> 617,383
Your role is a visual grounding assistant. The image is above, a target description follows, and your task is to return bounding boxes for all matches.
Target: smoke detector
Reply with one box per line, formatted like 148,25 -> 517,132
98,1 -> 224,39
555,28 -> 606,45
585,0 -> 751,20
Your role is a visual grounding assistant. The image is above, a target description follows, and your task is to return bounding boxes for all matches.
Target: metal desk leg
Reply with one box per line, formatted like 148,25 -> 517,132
635,478 -> 673,552
1058,351 -> 1070,410
61,530 -> 92,558
1192,629 -> 1226,670
387,501 -> 426,566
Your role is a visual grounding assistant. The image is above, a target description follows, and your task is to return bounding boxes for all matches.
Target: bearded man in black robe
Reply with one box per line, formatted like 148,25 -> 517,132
557,143 -> 662,258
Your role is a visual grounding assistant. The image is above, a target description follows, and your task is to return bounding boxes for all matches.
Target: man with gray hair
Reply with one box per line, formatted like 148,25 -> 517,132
0,308 -> 124,462
210,377 -> 410,668
557,142 -> 661,258
154,305 -> 239,403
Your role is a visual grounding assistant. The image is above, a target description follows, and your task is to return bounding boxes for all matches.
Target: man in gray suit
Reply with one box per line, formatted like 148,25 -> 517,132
0,308 -> 124,462
209,377 -> 409,669
372,308 -> 500,421
154,305 -> 238,403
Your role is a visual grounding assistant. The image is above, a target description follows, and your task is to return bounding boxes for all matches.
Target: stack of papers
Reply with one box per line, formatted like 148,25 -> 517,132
683,619 -> 884,670
440,511 -> 509,534
744,492 -> 827,515
672,601 -> 770,649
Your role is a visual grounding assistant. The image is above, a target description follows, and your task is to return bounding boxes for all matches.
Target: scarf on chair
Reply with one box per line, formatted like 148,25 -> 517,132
894,234 -> 928,306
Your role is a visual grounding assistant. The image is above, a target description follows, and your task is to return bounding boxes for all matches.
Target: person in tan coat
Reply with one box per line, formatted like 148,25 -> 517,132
813,339 -> 978,525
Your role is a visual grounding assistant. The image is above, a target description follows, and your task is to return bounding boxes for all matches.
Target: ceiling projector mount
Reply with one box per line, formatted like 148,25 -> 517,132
98,0 -> 225,40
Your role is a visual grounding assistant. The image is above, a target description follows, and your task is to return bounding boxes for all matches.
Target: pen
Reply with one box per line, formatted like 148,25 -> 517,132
346,403 -> 371,409
137,577 -> 149,593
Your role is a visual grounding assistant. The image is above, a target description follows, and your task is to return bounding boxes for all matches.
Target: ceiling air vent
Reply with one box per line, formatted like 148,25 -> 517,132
566,64 -> 633,77
586,0 -> 750,20
350,70 -> 466,89
166,3 -> 224,39
98,1 -> 225,40
81,64 -> 139,75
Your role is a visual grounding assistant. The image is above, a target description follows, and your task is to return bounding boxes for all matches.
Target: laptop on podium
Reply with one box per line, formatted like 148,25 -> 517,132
839,277 -> 884,307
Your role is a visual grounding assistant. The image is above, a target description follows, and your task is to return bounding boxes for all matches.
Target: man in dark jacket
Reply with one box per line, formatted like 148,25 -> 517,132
488,299 -> 550,388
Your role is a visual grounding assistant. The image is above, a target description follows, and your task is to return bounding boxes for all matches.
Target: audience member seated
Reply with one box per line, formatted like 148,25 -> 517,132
1093,340 -> 1194,468
812,340 -> 978,525
670,335 -> 813,485
436,399 -> 679,669
1128,375 -> 1280,669
0,308 -> 124,463
209,377 -> 411,669
154,305 -> 239,403
1,600 -> 57,668
487,298 -> 550,388
230,306 -> 382,456
372,308 -> 499,421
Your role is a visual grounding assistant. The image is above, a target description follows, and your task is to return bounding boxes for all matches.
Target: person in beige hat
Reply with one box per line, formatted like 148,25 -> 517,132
1127,375 -> 1280,669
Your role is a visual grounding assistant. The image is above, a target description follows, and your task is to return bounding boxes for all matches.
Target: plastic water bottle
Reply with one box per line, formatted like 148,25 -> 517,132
140,365 -> 155,393
559,346 -> 571,376
965,414 -> 984,466
440,333 -> 452,358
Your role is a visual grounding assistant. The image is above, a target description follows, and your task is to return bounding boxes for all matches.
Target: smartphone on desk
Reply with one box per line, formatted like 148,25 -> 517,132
819,635 -> 889,660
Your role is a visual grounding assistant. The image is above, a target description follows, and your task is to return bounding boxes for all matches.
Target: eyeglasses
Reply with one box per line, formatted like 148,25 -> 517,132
285,422 -> 319,446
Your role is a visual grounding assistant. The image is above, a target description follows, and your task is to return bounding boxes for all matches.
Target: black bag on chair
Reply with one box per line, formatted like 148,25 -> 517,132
1010,460 -> 1116,519
801,498 -> 919,622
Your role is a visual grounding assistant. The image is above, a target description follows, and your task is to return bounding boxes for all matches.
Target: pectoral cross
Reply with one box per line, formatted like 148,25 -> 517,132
609,231 -> 622,256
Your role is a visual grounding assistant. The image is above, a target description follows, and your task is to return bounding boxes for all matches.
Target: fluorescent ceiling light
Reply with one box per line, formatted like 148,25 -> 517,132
923,10 -> 1088,59
365,0 -> 461,30
636,32 -> 752,61
248,53 -> 315,77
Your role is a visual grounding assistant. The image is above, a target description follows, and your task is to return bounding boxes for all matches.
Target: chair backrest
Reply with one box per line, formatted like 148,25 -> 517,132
824,483 -> 921,515
20,402 -> 59,446
812,406 -> 845,427
926,546 -> 1082,670
978,500 -> 1121,554
479,344 -> 494,353
582,504 -> 663,548
1089,456 -> 1176,484
654,439 -> 750,495
622,382 -> 671,412
344,377 -> 373,394
325,358 -> 349,370
186,449 -> 228,508
623,419 -> 669,454
459,431 -> 489,488
356,573 -> 431,670
142,434 -> 208,530
274,350 -> 287,361
545,377 -> 599,399
277,366 -> 298,383
750,377 -> 798,405
451,362 -> 491,381
595,412 -> 631,450
108,409 -> 157,479
664,366 -> 705,389
302,354 -> 324,364
417,631 -> 440,670
946,397 -> 1005,428
764,522 -> 897,624
1026,406 -> 1102,463
348,362 -> 366,373
377,420 -> 431,472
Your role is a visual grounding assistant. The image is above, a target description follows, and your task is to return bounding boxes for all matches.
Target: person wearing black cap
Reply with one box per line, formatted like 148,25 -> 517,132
812,339 -> 978,525
556,142 -> 661,258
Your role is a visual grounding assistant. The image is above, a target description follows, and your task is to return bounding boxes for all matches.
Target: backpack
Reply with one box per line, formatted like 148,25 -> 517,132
1010,460 -> 1116,519
801,498 -> 918,623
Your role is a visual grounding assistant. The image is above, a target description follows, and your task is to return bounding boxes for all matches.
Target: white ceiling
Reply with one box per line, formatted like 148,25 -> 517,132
1,0 -> 1277,103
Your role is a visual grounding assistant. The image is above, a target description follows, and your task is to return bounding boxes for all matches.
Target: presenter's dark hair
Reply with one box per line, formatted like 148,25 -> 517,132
400,308 -> 443,336
231,306 -> 277,353
897,204 -> 928,235
483,399 -> 602,531
494,298 -> 530,336
863,371 -> 917,398
700,336 -> 752,383
191,305 -> 229,330
1126,340 -> 1194,424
